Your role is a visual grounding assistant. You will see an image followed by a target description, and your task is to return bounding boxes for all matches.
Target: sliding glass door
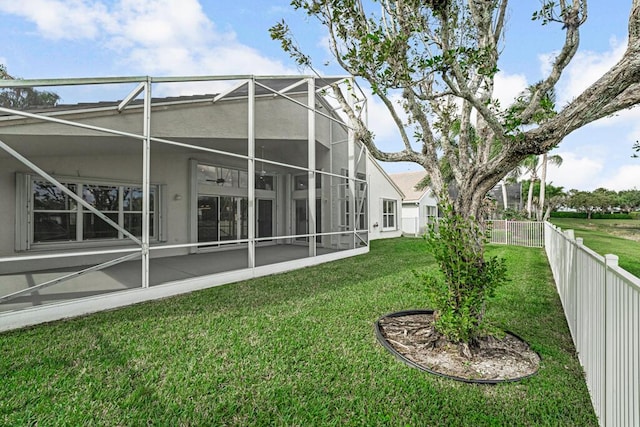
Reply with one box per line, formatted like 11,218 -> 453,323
197,195 -> 247,246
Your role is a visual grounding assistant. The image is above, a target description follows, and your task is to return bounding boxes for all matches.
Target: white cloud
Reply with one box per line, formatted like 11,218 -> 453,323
365,91 -> 407,149
493,71 -> 528,109
597,164 -> 640,191
0,0 -> 112,40
0,0 -> 296,80
545,151 -> 604,191
555,37 -> 626,106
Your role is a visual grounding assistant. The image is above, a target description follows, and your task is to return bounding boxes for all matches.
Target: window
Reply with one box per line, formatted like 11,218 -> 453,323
198,165 -> 240,188
255,174 -> 275,191
382,199 -> 397,229
198,163 -> 275,191
23,176 -> 160,248
425,205 -> 437,218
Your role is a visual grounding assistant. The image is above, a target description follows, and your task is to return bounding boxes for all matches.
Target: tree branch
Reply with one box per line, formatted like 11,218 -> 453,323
330,83 -> 425,164
519,1 -> 586,124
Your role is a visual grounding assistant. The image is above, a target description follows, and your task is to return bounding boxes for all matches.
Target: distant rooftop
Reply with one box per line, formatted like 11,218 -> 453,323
388,170 -> 429,202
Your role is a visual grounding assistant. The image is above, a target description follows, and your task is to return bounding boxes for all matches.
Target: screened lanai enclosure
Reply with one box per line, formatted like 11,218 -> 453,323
0,75 -> 370,330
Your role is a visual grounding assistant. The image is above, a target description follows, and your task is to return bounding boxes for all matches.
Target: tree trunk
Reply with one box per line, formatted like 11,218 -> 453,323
501,180 -> 508,210
538,154 -> 548,221
527,180 -> 535,219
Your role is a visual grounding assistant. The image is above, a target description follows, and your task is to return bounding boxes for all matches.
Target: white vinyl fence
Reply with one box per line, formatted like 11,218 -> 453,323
488,220 -> 544,248
403,218 -> 545,248
545,222 -> 640,427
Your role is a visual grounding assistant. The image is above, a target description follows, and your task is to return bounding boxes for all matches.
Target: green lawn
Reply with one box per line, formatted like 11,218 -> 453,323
0,238 -> 597,426
550,218 -> 640,277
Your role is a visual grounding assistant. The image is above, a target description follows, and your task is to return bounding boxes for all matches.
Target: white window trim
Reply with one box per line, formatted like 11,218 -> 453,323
16,172 -> 164,251
382,198 -> 397,231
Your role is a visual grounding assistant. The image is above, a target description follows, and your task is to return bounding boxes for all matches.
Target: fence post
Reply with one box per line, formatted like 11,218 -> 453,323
603,253 -> 618,427
570,234 -> 579,344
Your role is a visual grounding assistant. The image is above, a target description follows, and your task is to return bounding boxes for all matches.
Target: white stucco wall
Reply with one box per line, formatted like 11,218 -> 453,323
366,156 -> 403,240
401,192 -> 438,236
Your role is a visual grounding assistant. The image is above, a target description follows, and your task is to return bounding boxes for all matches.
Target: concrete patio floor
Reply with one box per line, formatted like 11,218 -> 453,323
0,244 -> 339,314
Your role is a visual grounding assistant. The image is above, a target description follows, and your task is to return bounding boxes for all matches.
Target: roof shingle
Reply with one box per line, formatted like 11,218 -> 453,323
388,170 -> 429,202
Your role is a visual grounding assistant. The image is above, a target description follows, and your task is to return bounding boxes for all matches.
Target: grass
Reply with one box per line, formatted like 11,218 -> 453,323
550,217 -> 640,277
0,238 -> 597,426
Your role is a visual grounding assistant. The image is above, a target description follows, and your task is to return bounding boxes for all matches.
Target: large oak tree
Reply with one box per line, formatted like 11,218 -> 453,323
272,1 -> 640,344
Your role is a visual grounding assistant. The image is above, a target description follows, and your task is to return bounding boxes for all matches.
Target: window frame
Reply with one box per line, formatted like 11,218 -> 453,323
16,173 -> 163,251
425,205 -> 437,218
382,198 -> 397,231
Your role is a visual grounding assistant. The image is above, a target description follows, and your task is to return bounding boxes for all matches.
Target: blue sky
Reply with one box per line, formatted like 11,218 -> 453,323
1,0 -> 638,191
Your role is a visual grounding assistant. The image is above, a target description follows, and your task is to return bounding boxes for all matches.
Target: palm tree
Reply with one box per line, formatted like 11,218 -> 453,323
517,154 -> 563,220
537,152 -> 563,220
505,83 -> 562,219
532,184 -> 566,221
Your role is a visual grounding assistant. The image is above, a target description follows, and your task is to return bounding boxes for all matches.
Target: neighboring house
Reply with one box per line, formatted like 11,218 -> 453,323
0,74 -> 394,331
389,170 -> 439,236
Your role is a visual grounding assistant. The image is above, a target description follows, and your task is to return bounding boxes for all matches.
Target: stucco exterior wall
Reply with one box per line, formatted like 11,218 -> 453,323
401,192 -> 439,236
367,156 -> 403,240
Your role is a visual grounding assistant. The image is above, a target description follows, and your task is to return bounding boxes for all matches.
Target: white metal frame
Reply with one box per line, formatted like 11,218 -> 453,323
0,74 -> 370,322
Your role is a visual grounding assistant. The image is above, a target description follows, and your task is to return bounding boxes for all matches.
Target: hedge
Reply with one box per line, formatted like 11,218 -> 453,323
550,211 -> 634,219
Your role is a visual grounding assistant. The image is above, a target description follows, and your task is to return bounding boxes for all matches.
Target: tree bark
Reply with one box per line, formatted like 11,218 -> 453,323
538,153 -> 548,221
501,180 -> 508,210
527,178 -> 535,219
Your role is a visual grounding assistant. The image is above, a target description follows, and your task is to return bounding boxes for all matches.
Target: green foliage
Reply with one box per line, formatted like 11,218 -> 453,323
550,211 -> 632,219
531,1 -> 559,25
619,189 -> 640,211
417,202 -> 508,343
0,64 -> 60,109
501,208 -> 528,220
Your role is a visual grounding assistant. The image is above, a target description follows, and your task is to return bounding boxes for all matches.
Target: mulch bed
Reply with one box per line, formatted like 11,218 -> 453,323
376,310 -> 541,383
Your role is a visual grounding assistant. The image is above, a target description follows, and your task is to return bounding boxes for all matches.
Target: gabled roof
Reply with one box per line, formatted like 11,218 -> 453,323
388,170 -> 430,202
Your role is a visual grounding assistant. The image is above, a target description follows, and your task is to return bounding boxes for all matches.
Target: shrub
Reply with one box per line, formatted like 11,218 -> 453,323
501,208 -> 528,220
550,211 -> 633,219
550,211 -> 588,219
417,202 -> 508,344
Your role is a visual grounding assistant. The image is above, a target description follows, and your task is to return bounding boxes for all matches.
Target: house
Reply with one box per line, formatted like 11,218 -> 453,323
388,170 -> 439,236
0,74 -> 399,331
367,156 -> 404,240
